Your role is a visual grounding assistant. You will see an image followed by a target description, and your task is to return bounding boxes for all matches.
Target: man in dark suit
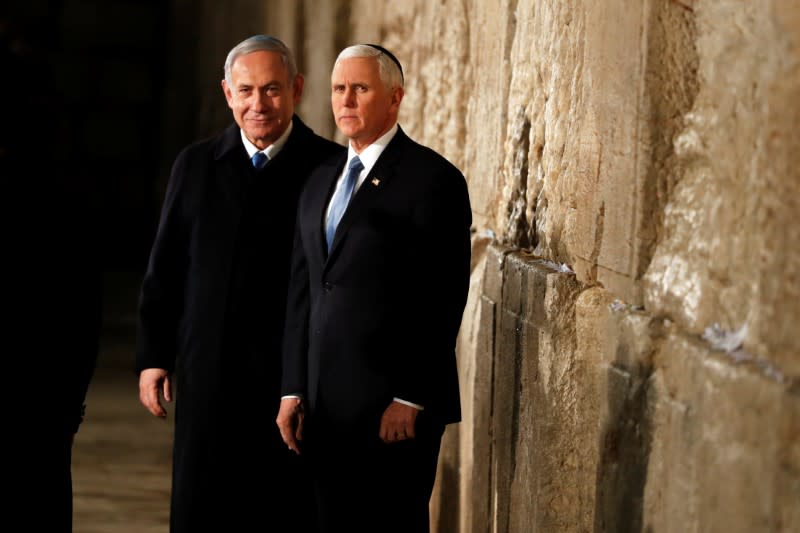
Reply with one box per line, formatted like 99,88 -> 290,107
136,35 -> 343,532
276,44 -> 472,533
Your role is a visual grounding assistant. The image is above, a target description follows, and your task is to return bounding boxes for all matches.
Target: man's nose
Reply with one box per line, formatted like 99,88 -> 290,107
252,90 -> 271,111
342,87 -> 356,107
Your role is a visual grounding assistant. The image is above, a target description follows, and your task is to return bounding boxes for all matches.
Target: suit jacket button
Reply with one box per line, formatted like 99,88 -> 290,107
323,282 -> 333,292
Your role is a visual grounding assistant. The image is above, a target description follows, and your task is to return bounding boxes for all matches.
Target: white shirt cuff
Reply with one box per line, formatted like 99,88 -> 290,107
393,397 -> 424,410
281,394 -> 303,400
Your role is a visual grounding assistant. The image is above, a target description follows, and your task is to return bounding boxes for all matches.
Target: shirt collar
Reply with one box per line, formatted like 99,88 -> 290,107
347,123 -> 398,175
240,119 -> 294,160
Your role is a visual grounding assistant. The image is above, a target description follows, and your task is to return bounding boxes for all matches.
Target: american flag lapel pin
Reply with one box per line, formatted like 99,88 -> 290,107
371,177 -> 381,186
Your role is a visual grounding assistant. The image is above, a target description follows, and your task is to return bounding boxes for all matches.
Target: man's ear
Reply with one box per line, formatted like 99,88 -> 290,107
391,86 -> 404,110
221,79 -> 234,109
293,74 -> 305,104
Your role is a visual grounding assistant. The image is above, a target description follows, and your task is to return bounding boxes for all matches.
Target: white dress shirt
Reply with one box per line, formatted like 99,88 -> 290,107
323,123 -> 398,225
240,120 -> 293,161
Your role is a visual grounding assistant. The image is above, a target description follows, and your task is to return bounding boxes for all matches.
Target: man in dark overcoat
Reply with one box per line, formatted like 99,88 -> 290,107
136,35 -> 342,533
276,44 -> 472,533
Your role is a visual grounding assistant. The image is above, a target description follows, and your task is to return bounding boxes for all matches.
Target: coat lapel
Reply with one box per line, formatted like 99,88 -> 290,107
325,128 -> 409,260
312,153 -> 347,259
210,124 -> 250,240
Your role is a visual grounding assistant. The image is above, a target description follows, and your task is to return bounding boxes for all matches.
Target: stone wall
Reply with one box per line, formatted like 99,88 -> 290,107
344,2 -> 799,531
172,1 -> 800,530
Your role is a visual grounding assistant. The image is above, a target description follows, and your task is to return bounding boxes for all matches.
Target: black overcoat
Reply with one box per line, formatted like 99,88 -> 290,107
136,116 -> 343,532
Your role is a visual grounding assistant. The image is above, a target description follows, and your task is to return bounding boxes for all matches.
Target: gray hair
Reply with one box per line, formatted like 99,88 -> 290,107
334,44 -> 405,90
223,35 -> 298,85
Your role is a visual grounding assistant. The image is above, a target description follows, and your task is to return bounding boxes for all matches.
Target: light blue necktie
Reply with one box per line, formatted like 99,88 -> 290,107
251,151 -> 268,169
326,156 -> 364,251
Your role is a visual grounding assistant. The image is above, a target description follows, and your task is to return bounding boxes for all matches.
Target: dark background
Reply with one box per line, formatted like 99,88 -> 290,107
2,0 -> 185,274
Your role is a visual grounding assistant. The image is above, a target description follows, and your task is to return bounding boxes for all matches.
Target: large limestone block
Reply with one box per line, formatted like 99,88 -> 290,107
484,0 -> 698,305
461,293 -> 498,533
594,305 -> 659,533
574,286 -> 618,528
643,1 -> 800,375
574,1 -> 698,304
460,0 -> 517,232
644,332 -> 800,533
499,1 -> 587,256
457,242 -> 506,533
492,253 -> 590,532
491,253 -> 535,533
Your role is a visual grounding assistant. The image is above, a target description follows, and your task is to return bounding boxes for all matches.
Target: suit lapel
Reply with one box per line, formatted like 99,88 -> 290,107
325,128 -> 409,260
312,153 -> 347,259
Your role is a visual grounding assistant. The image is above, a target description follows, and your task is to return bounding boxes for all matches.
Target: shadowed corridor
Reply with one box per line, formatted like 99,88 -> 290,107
72,271 -> 172,533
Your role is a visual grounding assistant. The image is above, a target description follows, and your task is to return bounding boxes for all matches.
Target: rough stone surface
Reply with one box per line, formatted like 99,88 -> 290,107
645,332 -> 800,533
341,2 -> 799,530
167,1 -> 800,531
643,2 -> 800,378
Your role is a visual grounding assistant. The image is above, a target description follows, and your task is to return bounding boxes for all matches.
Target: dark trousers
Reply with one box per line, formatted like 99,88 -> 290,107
304,413 -> 444,533
169,413 -> 318,533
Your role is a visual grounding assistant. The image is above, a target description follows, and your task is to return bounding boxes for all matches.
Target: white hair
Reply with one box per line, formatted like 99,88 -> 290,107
334,44 -> 404,90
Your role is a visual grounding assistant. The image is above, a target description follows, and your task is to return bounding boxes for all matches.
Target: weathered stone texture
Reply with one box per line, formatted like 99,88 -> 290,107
175,1 -> 800,531
489,251 -> 590,532
345,1 -> 799,531
643,2 -> 800,375
347,1 -> 512,232
594,306 -> 659,533
644,332 -> 800,533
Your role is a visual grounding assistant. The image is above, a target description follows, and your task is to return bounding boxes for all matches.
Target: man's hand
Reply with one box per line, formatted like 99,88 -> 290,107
380,401 -> 419,443
139,368 -> 172,418
276,397 -> 304,454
